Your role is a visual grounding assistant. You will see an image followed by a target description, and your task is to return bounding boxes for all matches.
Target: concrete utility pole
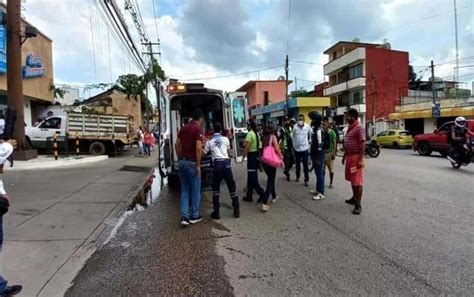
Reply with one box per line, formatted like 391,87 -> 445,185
7,0 -> 36,159
371,72 -> 376,137
453,0 -> 459,88
430,60 -> 436,104
285,54 -> 289,116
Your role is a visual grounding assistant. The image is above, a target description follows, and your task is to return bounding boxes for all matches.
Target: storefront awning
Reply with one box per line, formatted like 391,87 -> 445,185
389,106 -> 474,120
442,106 -> 474,117
270,111 -> 285,118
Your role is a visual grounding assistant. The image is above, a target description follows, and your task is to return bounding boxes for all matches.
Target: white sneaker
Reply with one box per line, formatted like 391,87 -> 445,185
312,194 -> 325,201
309,189 -> 318,195
261,204 -> 271,212
272,196 -> 279,203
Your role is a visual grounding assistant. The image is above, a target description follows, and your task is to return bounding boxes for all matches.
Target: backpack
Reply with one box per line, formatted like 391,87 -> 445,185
311,127 -> 329,156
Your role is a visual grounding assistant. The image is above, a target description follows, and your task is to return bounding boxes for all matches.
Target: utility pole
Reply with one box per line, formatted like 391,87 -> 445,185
285,54 -> 289,116
430,60 -> 436,104
453,0 -> 459,87
294,77 -> 297,92
7,0 -> 36,159
371,72 -> 376,137
430,60 -> 440,126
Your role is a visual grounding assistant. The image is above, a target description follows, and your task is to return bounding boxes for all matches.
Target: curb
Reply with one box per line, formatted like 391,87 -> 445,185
10,156 -> 109,171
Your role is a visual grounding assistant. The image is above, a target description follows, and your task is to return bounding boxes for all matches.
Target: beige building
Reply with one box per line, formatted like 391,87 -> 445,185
0,4 -> 54,125
79,88 -> 143,132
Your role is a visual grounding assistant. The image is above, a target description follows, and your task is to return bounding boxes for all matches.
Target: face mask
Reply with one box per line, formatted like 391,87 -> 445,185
298,120 -> 304,126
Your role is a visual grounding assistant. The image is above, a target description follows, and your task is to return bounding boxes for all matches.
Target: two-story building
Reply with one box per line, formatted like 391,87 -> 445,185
236,80 -> 290,117
0,4 -> 54,126
323,40 -> 408,135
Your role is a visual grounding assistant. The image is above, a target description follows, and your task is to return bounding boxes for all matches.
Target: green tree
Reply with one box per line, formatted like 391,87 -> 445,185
290,88 -> 311,97
409,64 -> 417,83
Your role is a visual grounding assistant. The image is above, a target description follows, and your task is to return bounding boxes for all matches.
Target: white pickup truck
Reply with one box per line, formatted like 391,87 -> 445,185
26,112 -> 134,155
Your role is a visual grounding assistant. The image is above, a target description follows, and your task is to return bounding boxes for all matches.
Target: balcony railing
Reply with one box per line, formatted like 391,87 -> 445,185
324,47 -> 365,75
324,77 -> 365,96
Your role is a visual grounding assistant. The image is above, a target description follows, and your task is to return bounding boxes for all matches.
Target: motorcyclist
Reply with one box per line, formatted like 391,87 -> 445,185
448,116 -> 473,165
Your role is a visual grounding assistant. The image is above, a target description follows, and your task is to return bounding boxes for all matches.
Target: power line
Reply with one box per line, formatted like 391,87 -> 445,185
181,65 -> 284,81
93,0 -> 141,75
88,1 -> 97,81
290,60 -> 324,66
151,0 -> 162,62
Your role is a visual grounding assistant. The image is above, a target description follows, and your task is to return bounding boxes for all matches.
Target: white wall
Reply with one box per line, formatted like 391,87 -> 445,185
24,98 -> 32,126
424,118 -> 435,133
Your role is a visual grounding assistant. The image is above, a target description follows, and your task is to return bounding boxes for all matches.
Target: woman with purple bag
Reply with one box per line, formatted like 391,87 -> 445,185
260,124 -> 284,212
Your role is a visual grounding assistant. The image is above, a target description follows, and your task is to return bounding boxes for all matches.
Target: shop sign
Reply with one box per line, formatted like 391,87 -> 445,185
0,25 -> 6,74
22,54 -> 45,78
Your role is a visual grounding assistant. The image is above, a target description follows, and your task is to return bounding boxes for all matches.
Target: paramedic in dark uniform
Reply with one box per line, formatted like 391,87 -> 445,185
204,123 -> 240,219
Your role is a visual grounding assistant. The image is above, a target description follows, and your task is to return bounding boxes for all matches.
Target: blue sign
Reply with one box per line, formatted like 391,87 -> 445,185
0,25 -> 7,74
22,54 -> 45,78
432,103 -> 441,118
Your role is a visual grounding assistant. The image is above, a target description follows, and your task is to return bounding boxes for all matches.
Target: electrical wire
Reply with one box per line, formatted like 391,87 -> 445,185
151,0 -> 162,63
290,60 -> 324,66
181,65 -> 284,81
88,1 -> 97,81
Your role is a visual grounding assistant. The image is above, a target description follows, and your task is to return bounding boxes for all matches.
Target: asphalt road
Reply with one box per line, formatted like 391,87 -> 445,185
67,148 -> 473,296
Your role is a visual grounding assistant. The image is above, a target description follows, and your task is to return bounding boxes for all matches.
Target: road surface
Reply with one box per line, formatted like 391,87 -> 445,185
67,149 -> 473,296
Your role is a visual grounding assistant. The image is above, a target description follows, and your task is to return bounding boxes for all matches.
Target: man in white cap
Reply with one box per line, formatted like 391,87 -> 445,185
0,139 -> 22,296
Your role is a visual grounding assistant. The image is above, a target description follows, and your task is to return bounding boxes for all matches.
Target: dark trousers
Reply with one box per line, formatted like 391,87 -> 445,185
246,152 -> 265,199
294,150 -> 309,182
283,149 -> 295,175
212,159 -> 239,215
262,164 -> 277,204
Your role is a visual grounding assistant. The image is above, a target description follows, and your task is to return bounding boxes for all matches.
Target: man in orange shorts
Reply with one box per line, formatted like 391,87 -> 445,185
342,108 -> 365,215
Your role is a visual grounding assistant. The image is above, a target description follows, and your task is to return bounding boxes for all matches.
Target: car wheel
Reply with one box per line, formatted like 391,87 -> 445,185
451,161 -> 462,169
418,142 -> 432,156
392,142 -> 400,149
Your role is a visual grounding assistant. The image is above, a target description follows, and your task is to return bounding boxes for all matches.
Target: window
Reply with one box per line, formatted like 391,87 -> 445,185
377,131 -> 388,137
399,131 -> 411,136
264,91 -> 269,106
349,63 -> 363,79
332,51 -> 337,60
350,90 -> 363,105
40,117 -> 61,129
388,131 -> 396,136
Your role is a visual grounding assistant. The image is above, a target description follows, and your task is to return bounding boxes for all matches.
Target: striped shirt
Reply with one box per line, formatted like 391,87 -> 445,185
344,121 -> 365,155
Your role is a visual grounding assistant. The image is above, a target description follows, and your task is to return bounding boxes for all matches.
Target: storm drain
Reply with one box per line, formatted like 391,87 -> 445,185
119,165 -> 152,173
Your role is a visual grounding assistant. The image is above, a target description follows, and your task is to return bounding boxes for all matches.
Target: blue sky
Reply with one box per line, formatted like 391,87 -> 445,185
19,0 -> 474,97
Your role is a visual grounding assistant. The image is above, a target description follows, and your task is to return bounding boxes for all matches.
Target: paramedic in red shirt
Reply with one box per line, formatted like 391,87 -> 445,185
342,108 -> 365,215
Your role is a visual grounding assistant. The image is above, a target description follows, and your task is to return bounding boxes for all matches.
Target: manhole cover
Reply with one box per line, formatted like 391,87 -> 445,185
119,165 -> 152,173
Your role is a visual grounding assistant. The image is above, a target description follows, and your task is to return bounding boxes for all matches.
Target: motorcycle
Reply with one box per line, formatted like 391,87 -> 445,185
335,138 -> 380,158
365,138 -> 380,158
448,137 -> 473,169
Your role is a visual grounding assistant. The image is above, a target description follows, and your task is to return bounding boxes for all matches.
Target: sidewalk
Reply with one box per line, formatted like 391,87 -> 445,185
1,152 -> 157,296
10,155 -> 109,171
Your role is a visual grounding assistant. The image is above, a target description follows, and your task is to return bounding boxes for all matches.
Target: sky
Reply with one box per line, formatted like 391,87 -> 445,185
17,0 -> 474,98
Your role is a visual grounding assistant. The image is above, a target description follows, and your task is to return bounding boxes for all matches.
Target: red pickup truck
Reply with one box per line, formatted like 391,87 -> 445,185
413,120 -> 474,156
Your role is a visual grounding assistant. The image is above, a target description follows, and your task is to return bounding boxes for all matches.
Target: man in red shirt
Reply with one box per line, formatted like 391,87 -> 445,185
175,109 -> 204,226
342,108 -> 365,215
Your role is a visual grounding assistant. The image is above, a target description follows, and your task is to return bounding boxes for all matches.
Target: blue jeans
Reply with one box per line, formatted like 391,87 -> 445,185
0,215 -> 7,294
179,160 -> 201,220
314,152 -> 325,194
143,144 -> 151,156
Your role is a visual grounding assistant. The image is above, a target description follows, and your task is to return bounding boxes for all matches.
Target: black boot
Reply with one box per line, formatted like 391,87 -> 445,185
345,197 -> 356,205
232,199 -> 240,218
353,204 -> 362,215
211,212 -> 221,220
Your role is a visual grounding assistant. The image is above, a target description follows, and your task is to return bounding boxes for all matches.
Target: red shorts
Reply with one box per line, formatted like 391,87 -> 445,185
345,154 -> 364,186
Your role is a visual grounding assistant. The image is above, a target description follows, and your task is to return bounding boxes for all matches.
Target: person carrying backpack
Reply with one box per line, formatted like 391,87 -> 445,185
308,111 -> 328,200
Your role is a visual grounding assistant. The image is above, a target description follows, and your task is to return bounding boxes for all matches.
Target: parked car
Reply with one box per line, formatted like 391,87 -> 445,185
413,120 -> 474,156
375,130 -> 413,148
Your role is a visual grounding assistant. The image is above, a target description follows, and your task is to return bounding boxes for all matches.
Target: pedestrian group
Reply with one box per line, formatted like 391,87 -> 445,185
175,108 -> 366,227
